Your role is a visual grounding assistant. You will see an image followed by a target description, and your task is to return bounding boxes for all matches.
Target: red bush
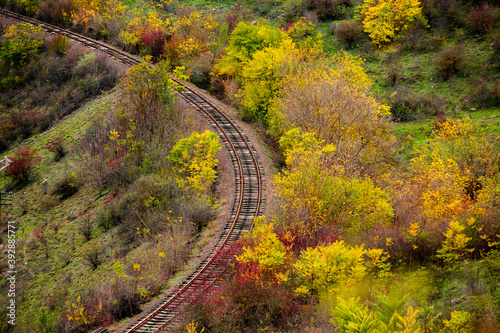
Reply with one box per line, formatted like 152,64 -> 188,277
140,29 -> 169,62
467,4 -> 496,36
44,136 -> 65,161
6,146 -> 42,185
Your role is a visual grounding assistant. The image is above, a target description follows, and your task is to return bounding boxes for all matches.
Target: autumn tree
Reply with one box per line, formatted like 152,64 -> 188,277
273,129 -> 394,239
0,23 -> 44,68
271,52 -> 394,175
214,22 -> 291,78
120,60 -> 179,139
356,0 -> 426,47
294,241 -> 367,296
168,130 -> 222,196
6,146 -> 42,185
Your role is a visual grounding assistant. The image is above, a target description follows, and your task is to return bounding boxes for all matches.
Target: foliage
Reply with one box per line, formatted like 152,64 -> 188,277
436,220 -> 473,264
122,60 -> 178,137
388,88 -> 446,122
272,53 -> 393,175
442,311 -> 474,333
236,217 -> 290,274
0,23 -> 44,68
214,22 -> 291,78
436,46 -> 465,80
309,0 -> 353,21
336,20 -> 364,49
467,4 -> 496,36
168,130 -> 221,195
357,0 -> 426,47
44,136 -> 66,161
6,146 -> 42,185
294,241 -> 367,295
331,297 -> 379,332
284,17 -> 324,57
273,129 -> 394,237
410,118 -> 499,222
69,0 -> 127,31
66,296 -> 102,328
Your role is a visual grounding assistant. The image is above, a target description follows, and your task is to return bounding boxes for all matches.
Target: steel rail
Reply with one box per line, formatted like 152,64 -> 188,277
0,8 -> 264,333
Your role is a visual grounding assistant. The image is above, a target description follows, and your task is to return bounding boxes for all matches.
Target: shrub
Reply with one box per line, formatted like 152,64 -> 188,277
283,0 -> 305,23
51,173 -> 80,200
389,87 -> 446,122
6,146 -> 41,185
78,214 -> 93,242
436,45 -> 465,80
421,0 -> 466,32
96,198 -> 122,231
38,0 -> 76,26
468,78 -> 500,108
44,136 -> 65,161
83,243 -> 104,270
0,23 -> 44,68
186,52 -> 213,90
336,20 -> 363,49
357,0 -> 426,47
398,25 -> 443,53
492,34 -> 500,69
310,0 -> 352,21
467,4 -> 496,36
47,35 -> 68,56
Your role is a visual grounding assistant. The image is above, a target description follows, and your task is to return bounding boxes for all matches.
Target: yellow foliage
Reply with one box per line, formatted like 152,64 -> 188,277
168,130 -> 222,195
271,53 -> 394,174
236,217 -> 290,277
120,11 -> 171,48
437,220 -> 473,264
294,241 -> 367,295
67,296 -> 102,326
70,0 -> 127,29
273,129 -> 393,235
357,0 -> 425,47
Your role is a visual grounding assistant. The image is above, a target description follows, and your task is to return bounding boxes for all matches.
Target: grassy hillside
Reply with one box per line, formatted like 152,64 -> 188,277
0,0 -> 499,332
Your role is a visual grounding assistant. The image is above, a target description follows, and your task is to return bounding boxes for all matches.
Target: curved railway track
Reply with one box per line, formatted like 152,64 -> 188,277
0,8 -> 265,332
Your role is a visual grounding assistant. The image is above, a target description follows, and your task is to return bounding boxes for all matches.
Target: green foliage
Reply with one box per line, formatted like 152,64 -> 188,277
294,241 -> 367,295
37,308 -> 54,333
168,130 -> 221,195
122,60 -> 179,137
0,23 -> 44,68
441,311 -> 474,333
331,297 -> 379,333
214,22 -> 291,78
373,292 -> 411,330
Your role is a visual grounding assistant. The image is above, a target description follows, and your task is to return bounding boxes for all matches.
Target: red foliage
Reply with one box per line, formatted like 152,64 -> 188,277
6,146 -> 42,184
467,4 -> 496,36
44,136 -> 65,160
140,29 -> 169,62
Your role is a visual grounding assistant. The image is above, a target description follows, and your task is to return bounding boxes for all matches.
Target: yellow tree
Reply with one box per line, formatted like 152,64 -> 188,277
356,0 -> 426,47
273,128 -> 394,237
168,130 -> 222,196
272,52 -> 394,175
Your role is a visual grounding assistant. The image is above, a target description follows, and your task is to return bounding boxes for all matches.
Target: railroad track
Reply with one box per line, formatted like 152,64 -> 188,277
0,8 -> 265,333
